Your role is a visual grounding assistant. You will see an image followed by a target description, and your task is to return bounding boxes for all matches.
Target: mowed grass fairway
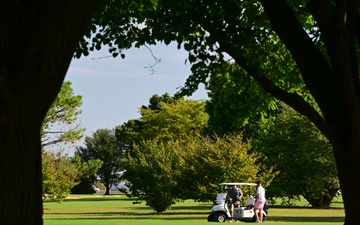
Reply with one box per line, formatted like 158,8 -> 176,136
43,194 -> 345,225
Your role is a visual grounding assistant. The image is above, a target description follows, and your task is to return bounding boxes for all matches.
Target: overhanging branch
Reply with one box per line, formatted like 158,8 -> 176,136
220,42 -> 330,137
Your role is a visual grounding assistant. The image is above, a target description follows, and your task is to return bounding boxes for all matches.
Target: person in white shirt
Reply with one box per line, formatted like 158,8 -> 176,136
254,181 -> 265,223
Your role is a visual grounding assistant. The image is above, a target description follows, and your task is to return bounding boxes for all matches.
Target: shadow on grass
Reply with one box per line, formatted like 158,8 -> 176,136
45,211 -> 207,221
267,216 -> 344,223
171,205 -> 212,211
46,217 -> 208,221
45,212 -> 344,223
46,211 -> 208,216
62,197 -> 135,202
269,205 -> 344,210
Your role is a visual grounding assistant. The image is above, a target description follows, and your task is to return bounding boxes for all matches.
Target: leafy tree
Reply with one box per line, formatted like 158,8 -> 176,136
123,134 -> 276,211
42,151 -> 102,201
41,80 -> 85,148
120,97 -> 208,211
115,93 -> 176,154
70,156 -> 103,194
75,128 -> 123,195
139,98 -> 209,142
0,2 -> 99,223
116,94 -> 208,153
42,151 -> 79,203
84,2 -> 360,222
123,139 -> 184,212
253,103 -> 339,208
178,134 -> 277,202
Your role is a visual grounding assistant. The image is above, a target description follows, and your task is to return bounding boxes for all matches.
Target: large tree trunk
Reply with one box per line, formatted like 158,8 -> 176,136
0,1 -> 99,224
255,1 -> 360,224
332,138 -> 360,224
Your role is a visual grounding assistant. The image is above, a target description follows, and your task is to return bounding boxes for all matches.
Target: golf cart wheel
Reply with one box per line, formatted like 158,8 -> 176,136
215,213 -> 227,223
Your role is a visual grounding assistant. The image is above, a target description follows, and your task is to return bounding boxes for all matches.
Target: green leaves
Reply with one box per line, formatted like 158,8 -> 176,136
41,81 -> 84,148
252,103 -> 339,207
205,62 -> 276,136
79,0 -> 318,114
75,128 -> 124,195
135,94 -> 209,142
123,140 -> 183,212
177,134 -> 274,201
118,93 -> 276,209
42,151 -> 79,203
122,133 -> 275,209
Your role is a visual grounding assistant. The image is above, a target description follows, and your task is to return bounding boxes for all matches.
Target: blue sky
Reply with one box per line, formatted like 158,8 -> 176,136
64,42 -> 208,150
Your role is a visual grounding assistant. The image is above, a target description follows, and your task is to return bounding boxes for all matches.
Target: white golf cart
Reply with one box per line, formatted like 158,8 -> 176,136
207,182 -> 268,223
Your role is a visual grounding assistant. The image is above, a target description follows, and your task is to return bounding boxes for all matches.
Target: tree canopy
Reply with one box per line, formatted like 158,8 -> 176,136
115,93 -> 208,153
253,103 -> 339,208
139,98 -> 209,142
205,62 -> 276,136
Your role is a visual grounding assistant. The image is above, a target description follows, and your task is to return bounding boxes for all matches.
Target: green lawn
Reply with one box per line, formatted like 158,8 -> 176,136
43,194 -> 345,225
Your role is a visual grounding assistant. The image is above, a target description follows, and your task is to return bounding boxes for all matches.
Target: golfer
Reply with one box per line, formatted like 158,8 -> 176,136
254,181 -> 266,223
227,184 -> 243,222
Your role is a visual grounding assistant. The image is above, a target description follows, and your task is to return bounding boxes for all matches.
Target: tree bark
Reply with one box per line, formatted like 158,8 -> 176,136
105,184 -> 111,195
332,138 -> 360,224
259,1 -> 360,224
0,1 -> 99,224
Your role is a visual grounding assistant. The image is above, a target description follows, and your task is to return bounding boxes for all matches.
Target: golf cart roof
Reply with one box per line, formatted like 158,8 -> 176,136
218,182 -> 257,186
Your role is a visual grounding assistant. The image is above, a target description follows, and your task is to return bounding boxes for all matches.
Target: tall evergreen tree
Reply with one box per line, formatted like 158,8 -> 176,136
75,128 -> 123,195
41,80 -> 85,148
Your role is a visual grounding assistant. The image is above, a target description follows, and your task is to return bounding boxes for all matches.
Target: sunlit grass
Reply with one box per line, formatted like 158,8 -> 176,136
43,194 -> 345,225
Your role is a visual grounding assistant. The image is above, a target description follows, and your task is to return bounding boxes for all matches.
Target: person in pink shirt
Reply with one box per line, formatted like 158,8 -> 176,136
254,181 -> 266,223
